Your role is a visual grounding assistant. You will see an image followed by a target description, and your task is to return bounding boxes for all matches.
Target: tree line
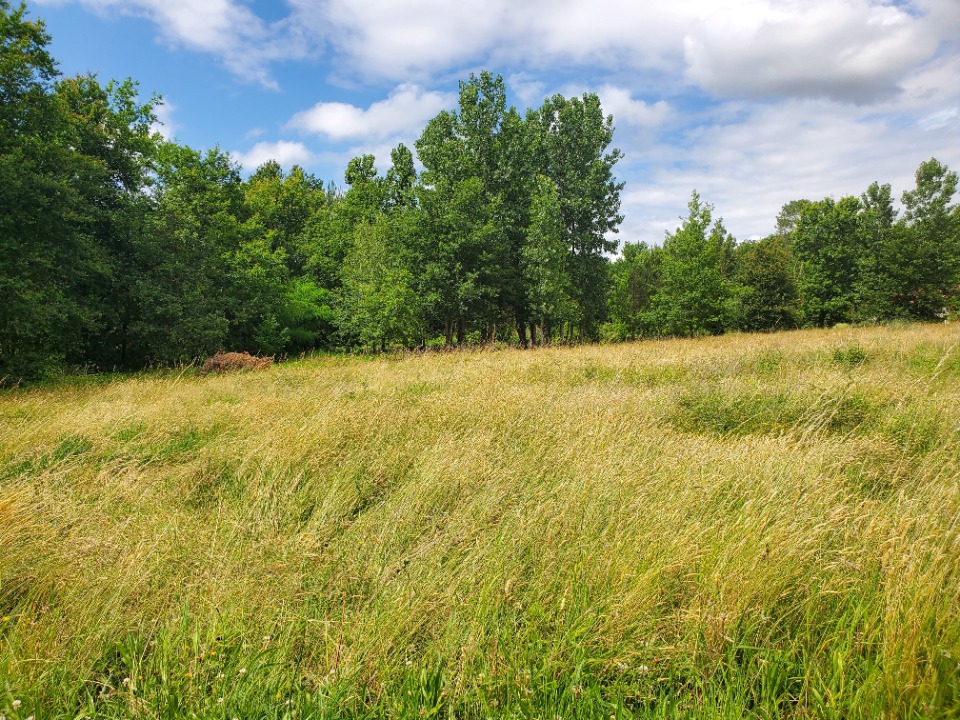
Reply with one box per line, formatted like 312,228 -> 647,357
2,2 -> 959,385
607,166 -> 960,340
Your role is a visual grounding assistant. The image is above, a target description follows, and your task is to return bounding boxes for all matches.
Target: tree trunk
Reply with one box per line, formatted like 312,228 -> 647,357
516,322 -> 528,348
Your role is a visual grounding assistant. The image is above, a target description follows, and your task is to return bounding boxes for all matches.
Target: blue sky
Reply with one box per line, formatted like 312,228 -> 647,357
31,0 -> 960,245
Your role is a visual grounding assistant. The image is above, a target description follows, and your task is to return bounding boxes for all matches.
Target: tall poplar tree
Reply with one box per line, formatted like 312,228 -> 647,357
528,93 -> 623,339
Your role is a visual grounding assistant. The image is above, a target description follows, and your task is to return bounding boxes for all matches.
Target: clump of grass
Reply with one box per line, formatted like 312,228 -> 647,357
670,386 -> 801,436
754,348 -> 784,376
830,343 -> 869,367
1,323 -> 959,718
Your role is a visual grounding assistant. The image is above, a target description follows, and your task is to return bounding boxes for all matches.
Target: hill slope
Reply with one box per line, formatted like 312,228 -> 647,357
2,324 -> 959,718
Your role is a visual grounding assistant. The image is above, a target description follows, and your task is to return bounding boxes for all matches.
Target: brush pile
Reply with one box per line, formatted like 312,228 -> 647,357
200,351 -> 272,374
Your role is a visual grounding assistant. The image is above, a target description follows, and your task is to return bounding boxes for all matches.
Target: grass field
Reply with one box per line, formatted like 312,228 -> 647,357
2,323 -> 960,719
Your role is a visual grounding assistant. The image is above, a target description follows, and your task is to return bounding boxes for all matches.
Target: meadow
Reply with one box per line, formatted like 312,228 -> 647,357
1,323 -> 959,719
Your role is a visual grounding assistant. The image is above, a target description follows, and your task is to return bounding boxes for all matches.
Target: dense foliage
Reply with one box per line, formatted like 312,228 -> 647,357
2,2 -> 959,384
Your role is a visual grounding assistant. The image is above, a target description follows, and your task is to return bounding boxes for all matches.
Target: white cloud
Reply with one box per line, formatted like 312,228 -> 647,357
597,86 -> 672,128
288,0 -> 512,81
616,95 -> 960,246
282,0 -> 949,105
37,0 -> 307,87
918,106 -> 959,131
287,84 -> 455,142
232,141 -> 316,171
150,100 -> 176,140
508,73 -> 548,108
684,0 -> 936,102
41,0 -> 955,104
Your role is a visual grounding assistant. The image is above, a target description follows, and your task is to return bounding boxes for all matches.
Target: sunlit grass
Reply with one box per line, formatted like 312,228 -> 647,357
2,323 -> 959,718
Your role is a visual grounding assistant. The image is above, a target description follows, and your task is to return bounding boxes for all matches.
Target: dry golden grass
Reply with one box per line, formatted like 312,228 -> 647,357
1,323 -> 959,718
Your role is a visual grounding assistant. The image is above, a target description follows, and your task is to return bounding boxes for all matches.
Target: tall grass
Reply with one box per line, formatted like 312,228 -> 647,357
1,324 -> 959,718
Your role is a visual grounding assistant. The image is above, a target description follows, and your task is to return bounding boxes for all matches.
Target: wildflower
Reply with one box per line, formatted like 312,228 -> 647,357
238,668 -> 247,676
217,673 -> 225,680
263,635 -> 271,642
12,701 -> 22,709
217,698 -> 224,705
122,677 -> 130,686
638,664 -> 650,676
1,616 -> 9,622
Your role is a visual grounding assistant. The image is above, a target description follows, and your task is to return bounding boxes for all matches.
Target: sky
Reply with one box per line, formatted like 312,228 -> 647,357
29,0 -> 960,246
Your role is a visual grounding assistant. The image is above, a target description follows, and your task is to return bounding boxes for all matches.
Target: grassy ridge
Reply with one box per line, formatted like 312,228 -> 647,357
1,324 -> 959,718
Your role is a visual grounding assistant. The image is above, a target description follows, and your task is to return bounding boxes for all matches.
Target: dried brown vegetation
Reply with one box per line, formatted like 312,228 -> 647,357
200,351 -> 273,374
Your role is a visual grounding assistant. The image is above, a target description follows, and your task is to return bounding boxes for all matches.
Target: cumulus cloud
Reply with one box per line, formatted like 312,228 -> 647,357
597,86 -> 672,128
41,0 -> 954,104
283,0 -> 948,105
232,141 -> 316,171
288,0 -> 512,81
286,84 -> 455,141
684,0 -> 936,102
617,95 -> 960,246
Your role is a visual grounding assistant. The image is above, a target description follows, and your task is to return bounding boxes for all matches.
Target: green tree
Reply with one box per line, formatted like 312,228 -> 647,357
607,242 -> 663,340
734,235 -> 800,331
896,158 -> 960,319
791,196 -> 863,327
127,144 -> 243,363
340,213 -> 422,351
853,181 -> 900,321
416,78 -> 508,344
241,160 -> 327,274
652,192 -> 740,336
522,176 -> 577,343
54,74 -> 162,368
303,154 -> 383,293
0,3 -> 159,380
414,175 -> 500,345
528,92 -> 623,339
